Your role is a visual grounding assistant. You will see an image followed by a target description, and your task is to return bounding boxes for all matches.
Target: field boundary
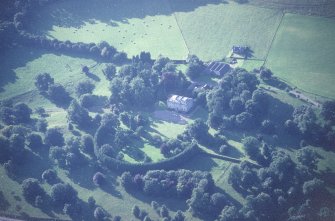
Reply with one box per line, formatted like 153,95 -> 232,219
263,10 -> 285,66
167,0 -> 191,57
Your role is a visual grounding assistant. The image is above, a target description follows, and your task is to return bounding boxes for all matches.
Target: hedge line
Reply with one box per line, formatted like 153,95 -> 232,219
96,143 -> 202,173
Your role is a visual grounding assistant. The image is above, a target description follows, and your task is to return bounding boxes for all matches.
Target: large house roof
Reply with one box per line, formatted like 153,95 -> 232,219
168,95 -> 193,105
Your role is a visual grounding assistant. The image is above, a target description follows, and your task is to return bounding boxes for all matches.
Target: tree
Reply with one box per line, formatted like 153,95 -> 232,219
261,120 -> 275,134
75,80 -> 95,96
186,62 -> 204,80
242,136 -> 261,160
259,68 -> 273,80
186,119 -> 210,144
302,178 -> 327,199
45,127 -> 64,147
50,183 -> 78,207
35,73 -> 54,92
42,169 -> 58,184
296,147 -> 319,171
120,172 -> 134,190
67,100 -> 92,128
160,205 -> 169,218
22,178 -> 45,203
172,210 -> 185,221
235,112 -> 255,130
27,133 -> 43,151
93,172 -> 106,187
13,103 -> 32,123
103,64 -> 116,80
321,100 -> 335,124
217,205 -> 241,221
94,207 -> 107,221
47,84 -> 71,105
81,134 -> 94,154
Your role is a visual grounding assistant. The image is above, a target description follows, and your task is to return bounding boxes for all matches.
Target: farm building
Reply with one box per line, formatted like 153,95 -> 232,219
167,95 -> 194,112
206,61 -> 231,76
232,45 -> 248,55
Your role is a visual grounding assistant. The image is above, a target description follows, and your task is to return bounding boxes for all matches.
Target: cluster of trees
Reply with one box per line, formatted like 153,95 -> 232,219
34,73 -> 71,106
225,147 -> 335,221
121,169 -> 214,199
185,55 -> 206,80
284,102 -> 335,148
109,54 -> 191,108
206,68 -> 269,131
0,101 -> 32,125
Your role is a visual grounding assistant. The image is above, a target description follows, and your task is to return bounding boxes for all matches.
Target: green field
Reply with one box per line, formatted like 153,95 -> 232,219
172,1 -> 283,61
26,0 -> 189,60
266,13 -> 335,99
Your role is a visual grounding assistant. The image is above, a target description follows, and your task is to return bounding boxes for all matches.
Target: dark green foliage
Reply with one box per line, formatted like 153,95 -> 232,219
21,178 -> 45,203
44,127 -> 64,147
186,62 -> 204,80
160,205 -> 169,218
93,172 -> 106,187
103,64 -> 116,80
50,183 -> 77,207
27,133 -> 43,151
242,136 -> 260,160
81,134 -> 94,154
217,206 -> 241,221
296,147 -> 319,171
321,100 -> 335,124
235,112 -> 255,130
34,73 -> 54,92
302,178 -> 328,199
41,169 -> 57,184
67,100 -> 92,129
75,80 -> 95,96
172,210 -> 185,221
35,118 -> 48,132
47,83 -> 71,105
259,67 -> 273,80
0,103 -> 32,125
94,207 -> 107,221
261,119 -> 275,134
185,119 -> 210,144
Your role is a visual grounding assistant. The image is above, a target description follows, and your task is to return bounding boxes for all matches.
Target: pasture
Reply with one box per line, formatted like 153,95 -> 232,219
266,13 -> 335,99
26,0 -> 189,60
172,1 -> 283,61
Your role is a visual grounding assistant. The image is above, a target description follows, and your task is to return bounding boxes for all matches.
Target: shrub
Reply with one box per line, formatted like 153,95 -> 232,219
42,169 -> 58,184
93,172 -> 106,187
22,178 -> 45,203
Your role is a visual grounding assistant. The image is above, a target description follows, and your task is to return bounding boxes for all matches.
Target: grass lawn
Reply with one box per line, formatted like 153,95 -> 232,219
172,1 -> 283,61
26,0 -> 189,60
266,13 -> 335,99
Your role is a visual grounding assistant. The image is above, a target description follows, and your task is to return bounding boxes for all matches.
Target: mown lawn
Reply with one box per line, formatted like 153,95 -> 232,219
26,0 -> 189,59
172,1 -> 283,61
266,13 -> 335,99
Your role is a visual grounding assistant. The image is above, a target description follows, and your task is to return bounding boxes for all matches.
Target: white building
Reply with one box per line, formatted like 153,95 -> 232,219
167,95 -> 194,112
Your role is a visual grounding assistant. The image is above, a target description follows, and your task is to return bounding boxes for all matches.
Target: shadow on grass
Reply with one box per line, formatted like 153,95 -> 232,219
27,0 -> 225,35
0,47 -> 46,93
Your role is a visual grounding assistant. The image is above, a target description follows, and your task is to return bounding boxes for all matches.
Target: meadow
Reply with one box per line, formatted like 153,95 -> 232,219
1,0 -> 335,220
266,13 -> 335,99
172,1 -> 283,61
26,0 -> 189,60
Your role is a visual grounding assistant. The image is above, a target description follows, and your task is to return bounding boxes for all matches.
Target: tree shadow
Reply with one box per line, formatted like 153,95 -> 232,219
0,191 -> 10,211
0,47 -> 45,94
263,76 -> 292,91
26,0 -> 225,36
85,71 -> 100,82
